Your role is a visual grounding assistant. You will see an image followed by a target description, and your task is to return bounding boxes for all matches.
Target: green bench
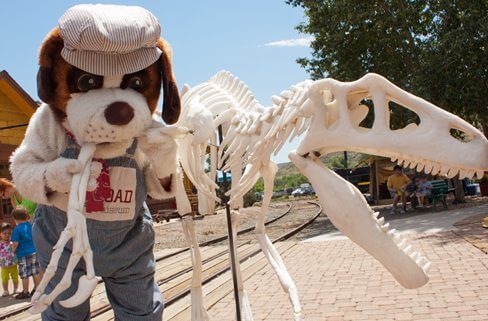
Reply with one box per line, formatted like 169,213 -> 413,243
427,180 -> 449,212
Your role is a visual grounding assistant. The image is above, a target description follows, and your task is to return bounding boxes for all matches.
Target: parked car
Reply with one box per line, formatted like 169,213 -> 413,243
254,192 -> 264,201
291,188 -> 304,197
304,186 -> 315,195
292,186 -> 315,197
272,190 -> 287,198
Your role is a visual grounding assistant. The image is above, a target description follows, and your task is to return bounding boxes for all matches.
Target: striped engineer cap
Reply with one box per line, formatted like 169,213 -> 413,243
59,4 -> 162,76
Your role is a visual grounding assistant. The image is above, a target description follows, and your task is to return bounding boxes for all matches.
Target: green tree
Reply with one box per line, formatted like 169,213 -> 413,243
287,0 -> 488,202
287,0 -> 487,131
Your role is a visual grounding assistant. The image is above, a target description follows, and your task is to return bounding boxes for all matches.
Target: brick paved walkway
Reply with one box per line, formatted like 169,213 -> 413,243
207,230 -> 488,320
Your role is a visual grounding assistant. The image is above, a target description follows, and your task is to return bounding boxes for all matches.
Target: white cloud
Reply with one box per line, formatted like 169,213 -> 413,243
265,37 -> 313,47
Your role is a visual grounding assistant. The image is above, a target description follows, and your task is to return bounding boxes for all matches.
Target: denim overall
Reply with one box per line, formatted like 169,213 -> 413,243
33,137 -> 163,321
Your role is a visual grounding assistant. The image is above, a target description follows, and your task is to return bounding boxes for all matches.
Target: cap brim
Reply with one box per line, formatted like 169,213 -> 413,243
61,47 -> 162,76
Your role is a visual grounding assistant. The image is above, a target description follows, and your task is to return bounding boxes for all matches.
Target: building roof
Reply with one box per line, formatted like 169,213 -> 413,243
0,70 -> 38,117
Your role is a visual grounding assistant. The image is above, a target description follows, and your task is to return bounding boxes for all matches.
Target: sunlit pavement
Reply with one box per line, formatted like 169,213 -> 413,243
207,205 -> 488,321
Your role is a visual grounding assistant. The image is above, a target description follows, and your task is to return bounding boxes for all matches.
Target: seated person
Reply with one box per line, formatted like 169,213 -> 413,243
415,176 -> 433,207
387,165 -> 411,214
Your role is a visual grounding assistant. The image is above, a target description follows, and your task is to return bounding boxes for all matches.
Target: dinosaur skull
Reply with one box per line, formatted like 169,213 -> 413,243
297,73 -> 488,178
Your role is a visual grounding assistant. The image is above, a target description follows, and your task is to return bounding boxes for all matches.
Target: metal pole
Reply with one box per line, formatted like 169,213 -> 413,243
218,125 -> 242,321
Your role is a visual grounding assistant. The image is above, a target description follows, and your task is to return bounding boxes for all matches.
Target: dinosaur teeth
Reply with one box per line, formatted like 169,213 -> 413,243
398,240 -> 407,249
372,212 -> 380,219
410,251 -> 420,260
440,165 -> 450,176
466,170 -> 475,179
381,223 -> 390,231
422,261 -> 432,273
447,168 -> 459,179
378,217 -> 385,225
393,234 -> 402,243
387,228 -> 396,236
432,163 -> 440,175
391,157 -> 398,162
424,163 -> 434,174
476,170 -> 485,179
419,257 -> 429,266
404,245 -> 413,254
417,162 -> 425,172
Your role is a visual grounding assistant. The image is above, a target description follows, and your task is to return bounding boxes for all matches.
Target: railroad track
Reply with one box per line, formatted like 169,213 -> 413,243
91,201 -> 323,321
0,202 -> 297,320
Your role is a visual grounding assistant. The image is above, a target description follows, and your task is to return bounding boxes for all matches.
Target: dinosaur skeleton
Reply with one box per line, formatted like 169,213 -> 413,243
28,71 -> 488,319
175,71 -> 488,320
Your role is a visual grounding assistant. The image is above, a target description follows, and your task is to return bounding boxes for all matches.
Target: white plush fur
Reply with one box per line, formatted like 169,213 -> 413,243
66,88 -> 152,145
10,105 -> 68,204
103,75 -> 123,88
10,103 -> 178,210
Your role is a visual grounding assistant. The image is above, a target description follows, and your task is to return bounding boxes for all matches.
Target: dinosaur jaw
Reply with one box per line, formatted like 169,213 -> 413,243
289,151 -> 430,289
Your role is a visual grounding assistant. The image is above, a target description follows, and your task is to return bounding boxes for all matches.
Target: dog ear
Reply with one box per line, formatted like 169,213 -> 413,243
155,38 -> 181,125
37,28 -> 64,104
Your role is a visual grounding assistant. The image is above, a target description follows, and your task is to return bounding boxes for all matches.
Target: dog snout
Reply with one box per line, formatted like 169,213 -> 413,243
104,102 -> 135,125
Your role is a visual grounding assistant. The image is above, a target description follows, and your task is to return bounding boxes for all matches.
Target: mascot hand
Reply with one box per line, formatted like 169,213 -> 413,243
140,127 -> 178,177
87,161 -> 103,192
44,158 -> 82,193
144,127 -> 178,153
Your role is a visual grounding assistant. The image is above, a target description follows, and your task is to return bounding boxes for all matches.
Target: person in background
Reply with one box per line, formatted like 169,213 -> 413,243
0,178 -> 37,219
10,207 -> 41,299
415,176 -> 433,207
0,223 -> 18,296
387,165 -> 411,214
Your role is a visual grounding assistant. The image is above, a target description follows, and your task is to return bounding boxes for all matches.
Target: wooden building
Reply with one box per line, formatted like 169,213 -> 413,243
0,70 -> 39,218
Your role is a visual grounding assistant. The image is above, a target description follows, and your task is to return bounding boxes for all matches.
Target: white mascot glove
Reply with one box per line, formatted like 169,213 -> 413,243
87,161 -> 103,192
44,158 -> 103,193
44,158 -> 82,193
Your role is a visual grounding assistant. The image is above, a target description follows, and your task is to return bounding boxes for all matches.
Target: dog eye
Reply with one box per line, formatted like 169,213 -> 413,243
128,76 -> 145,90
77,74 -> 100,92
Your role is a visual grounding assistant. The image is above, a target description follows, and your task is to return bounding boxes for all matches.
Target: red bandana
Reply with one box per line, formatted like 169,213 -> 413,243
64,129 -> 111,213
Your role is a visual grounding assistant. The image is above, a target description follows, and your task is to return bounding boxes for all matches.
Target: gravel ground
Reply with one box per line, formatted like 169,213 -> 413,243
154,202 -> 293,250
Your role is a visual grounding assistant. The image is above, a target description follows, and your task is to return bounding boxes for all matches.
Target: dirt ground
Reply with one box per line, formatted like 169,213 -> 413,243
153,202 -> 287,250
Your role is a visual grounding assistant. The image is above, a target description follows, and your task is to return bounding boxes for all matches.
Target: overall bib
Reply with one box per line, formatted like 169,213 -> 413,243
33,137 -> 163,321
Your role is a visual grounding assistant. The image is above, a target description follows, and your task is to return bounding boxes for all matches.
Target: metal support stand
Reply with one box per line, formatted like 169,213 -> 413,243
218,126 -> 242,321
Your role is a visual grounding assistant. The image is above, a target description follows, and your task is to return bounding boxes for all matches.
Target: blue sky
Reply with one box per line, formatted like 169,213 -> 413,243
0,1 -> 312,163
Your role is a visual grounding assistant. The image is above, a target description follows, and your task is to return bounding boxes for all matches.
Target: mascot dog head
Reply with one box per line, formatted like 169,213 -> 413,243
36,4 -> 180,145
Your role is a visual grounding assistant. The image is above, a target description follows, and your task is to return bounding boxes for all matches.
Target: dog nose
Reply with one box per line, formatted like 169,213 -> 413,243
104,102 -> 134,125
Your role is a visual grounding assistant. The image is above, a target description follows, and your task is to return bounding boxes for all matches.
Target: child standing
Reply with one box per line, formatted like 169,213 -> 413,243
10,207 -> 41,299
0,223 -> 18,296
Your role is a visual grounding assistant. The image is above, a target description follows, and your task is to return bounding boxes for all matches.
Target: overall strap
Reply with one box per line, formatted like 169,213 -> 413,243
125,138 -> 138,156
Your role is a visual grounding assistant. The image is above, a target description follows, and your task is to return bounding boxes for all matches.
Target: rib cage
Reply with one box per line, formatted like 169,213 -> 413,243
177,70 -> 313,204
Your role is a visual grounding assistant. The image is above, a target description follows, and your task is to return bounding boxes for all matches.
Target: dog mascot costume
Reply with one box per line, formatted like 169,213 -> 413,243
10,4 -> 184,320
